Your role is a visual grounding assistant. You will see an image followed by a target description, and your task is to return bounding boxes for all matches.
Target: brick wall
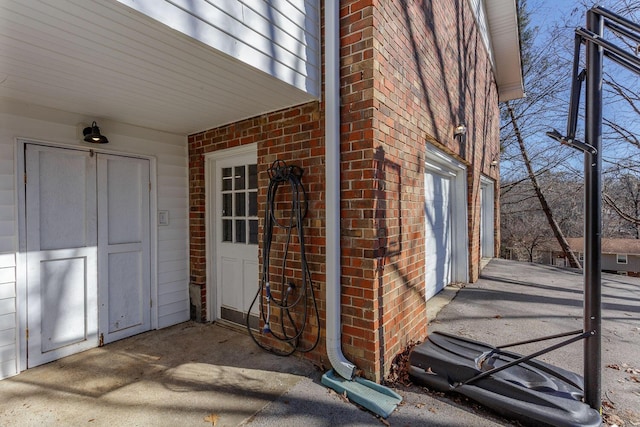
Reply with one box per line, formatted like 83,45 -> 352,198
359,0 -> 500,377
188,0 -> 502,382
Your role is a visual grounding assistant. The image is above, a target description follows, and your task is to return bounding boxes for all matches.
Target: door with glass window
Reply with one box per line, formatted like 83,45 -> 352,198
214,150 -> 259,326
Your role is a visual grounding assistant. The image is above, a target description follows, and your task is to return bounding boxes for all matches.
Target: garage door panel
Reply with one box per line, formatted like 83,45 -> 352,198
424,170 -> 453,300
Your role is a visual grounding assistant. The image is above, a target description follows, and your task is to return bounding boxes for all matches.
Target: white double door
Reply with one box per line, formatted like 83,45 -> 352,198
25,144 -> 151,367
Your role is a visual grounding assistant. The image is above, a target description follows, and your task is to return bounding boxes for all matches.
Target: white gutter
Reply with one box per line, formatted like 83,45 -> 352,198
325,0 -> 357,380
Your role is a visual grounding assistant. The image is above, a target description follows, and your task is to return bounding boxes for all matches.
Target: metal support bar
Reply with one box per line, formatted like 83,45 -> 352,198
495,329 -> 584,350
576,27 -> 640,69
567,34 -> 586,140
584,8 -> 604,412
592,6 -> 640,33
456,331 -> 593,388
546,129 -> 597,155
604,20 -> 640,45
603,50 -> 640,75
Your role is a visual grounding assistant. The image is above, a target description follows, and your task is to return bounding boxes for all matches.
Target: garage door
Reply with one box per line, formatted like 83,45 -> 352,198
424,170 -> 452,300
25,144 -> 150,367
424,145 -> 468,300
480,177 -> 495,259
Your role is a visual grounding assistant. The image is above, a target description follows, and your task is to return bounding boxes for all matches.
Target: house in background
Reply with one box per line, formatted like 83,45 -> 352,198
537,238 -> 640,277
0,0 -> 523,382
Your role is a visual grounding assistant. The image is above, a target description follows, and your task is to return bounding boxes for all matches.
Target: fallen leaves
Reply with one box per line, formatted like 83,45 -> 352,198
607,363 -> 640,383
602,411 -> 624,427
385,340 -> 419,387
625,366 -> 640,375
379,417 -> 391,426
204,413 -> 219,425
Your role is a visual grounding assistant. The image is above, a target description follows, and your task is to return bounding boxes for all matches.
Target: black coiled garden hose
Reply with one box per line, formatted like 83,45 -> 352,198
247,160 -> 320,356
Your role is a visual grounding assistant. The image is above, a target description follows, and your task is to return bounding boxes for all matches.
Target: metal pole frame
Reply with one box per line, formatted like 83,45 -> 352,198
546,5 -> 640,413
584,8 -> 603,412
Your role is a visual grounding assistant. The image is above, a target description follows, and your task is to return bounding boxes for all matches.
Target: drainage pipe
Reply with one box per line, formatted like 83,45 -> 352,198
324,0 -> 357,380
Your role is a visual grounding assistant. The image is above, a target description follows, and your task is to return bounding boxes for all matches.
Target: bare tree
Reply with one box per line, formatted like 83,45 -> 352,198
500,0 -> 582,267
504,101 -> 582,267
500,0 -> 640,263
603,168 -> 640,237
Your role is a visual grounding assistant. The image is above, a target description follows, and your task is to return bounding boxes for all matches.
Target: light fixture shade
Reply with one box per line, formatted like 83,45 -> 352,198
83,121 -> 109,144
454,124 -> 467,136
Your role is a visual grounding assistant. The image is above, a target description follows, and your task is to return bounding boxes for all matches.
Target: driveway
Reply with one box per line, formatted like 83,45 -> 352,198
428,258 -> 640,426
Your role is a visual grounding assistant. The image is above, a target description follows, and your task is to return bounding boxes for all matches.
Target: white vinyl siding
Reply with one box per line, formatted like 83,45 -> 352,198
0,107 -> 190,378
0,142 -> 14,253
0,118 -> 18,379
153,145 -> 190,329
0,254 -> 17,379
467,0 -> 492,63
116,0 -> 321,97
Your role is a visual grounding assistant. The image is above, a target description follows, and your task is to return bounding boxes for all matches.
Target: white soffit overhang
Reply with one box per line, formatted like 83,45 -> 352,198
484,0 -> 525,101
0,0 -> 317,135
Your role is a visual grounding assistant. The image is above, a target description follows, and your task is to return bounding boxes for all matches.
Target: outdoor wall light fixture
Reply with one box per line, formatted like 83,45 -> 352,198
490,156 -> 499,167
82,121 -> 109,144
454,124 -> 467,136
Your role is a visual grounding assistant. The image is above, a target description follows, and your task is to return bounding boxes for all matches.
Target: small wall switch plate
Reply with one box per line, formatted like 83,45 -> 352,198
158,210 -> 170,226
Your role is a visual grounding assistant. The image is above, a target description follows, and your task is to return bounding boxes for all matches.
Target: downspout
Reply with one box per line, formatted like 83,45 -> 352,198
325,0 -> 357,380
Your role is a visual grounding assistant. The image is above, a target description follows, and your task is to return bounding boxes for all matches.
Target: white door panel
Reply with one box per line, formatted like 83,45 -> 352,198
25,145 -> 151,367
40,256 -> 92,353
98,155 -> 151,344
220,256 -> 241,310
26,145 -> 98,367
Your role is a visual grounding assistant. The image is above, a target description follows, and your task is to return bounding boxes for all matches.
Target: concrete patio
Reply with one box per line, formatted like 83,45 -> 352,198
1,259 -> 638,426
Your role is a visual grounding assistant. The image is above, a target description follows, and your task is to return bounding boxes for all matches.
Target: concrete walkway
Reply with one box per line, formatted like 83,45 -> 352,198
0,322 -> 315,426
1,259 -> 638,426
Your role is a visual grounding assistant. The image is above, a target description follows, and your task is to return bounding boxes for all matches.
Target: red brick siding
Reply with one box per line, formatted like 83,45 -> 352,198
366,0 -> 500,377
188,0 -> 502,382
339,0 -> 379,377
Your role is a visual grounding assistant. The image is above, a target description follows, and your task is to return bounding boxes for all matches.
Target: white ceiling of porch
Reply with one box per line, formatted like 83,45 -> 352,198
0,0 -> 316,135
